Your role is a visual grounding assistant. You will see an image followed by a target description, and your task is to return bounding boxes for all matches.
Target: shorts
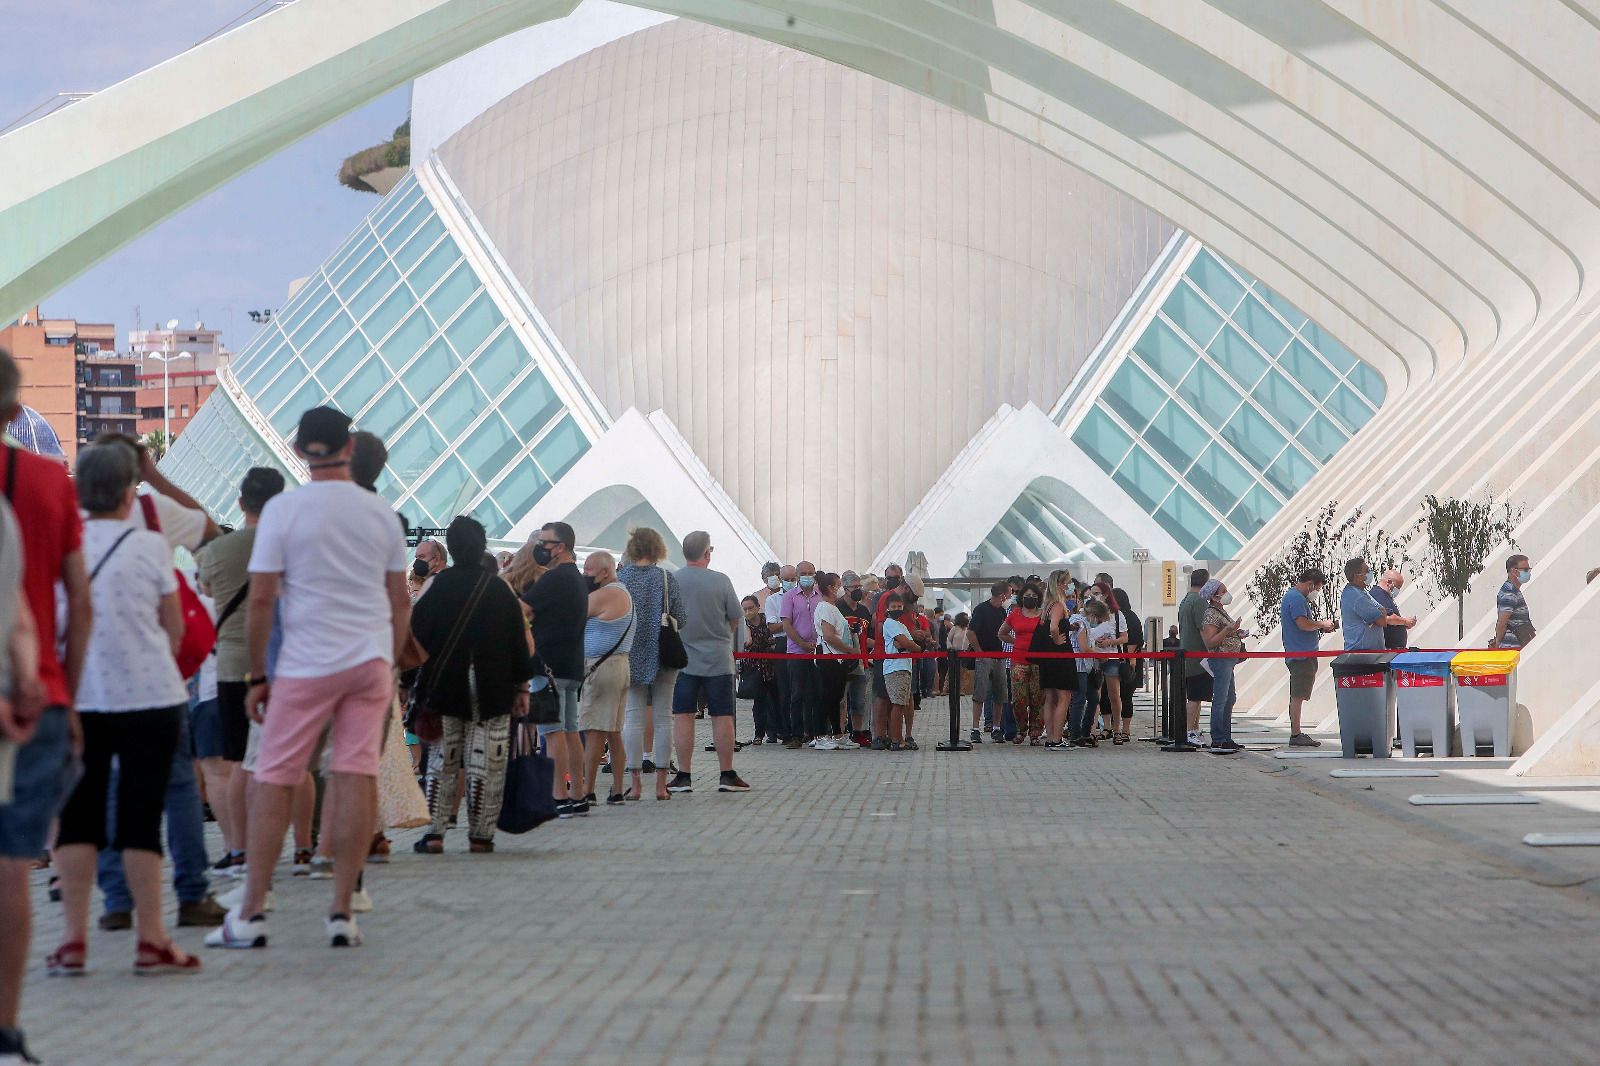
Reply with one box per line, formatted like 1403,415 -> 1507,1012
216,679 -> 251,762
1286,658 -> 1318,700
190,697 -> 225,759
1101,661 -> 1123,680
1184,672 -> 1213,703
883,669 -> 913,706
253,658 -> 393,787
0,707 -> 71,859
578,655 -> 630,733
672,672 -> 735,717
242,720 -> 263,773
535,678 -> 583,738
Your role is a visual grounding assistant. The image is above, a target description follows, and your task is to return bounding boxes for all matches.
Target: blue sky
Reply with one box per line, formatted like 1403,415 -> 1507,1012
3,0 -> 409,351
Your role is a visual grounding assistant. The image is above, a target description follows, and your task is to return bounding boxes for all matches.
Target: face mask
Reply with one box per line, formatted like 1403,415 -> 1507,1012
1065,599 -> 1077,612
411,558 -> 430,579
885,575 -> 902,589
584,575 -> 600,593
781,579 -> 796,591
798,575 -> 815,590
1217,592 -> 1233,606
850,588 -> 865,603
1518,569 -> 1532,583
765,575 -> 781,591
531,543 -> 553,567
1020,596 -> 1040,609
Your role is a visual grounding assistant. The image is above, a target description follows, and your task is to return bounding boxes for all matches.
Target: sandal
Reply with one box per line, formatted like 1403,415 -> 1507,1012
1028,736 -> 1042,746
412,834 -> 444,855
134,940 -> 202,976
468,838 -> 494,854
45,941 -> 87,977
623,787 -> 642,801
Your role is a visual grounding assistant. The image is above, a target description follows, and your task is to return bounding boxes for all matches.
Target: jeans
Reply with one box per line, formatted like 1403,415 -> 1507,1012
623,671 -> 678,770
1068,669 -> 1103,741
97,711 -> 209,910
1209,659 -> 1238,744
786,657 -> 820,738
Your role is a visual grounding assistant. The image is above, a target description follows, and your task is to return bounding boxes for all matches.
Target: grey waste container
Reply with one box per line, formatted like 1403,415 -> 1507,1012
1390,651 -> 1456,757
1450,651 -> 1519,757
1331,652 -> 1397,758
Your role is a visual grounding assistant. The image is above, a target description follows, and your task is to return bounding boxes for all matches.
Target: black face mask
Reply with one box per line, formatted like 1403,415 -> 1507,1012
531,543 -> 553,566
585,575 -> 600,594
849,588 -> 865,603
411,558 -> 430,579
885,575 -> 902,589
1021,596 -> 1040,609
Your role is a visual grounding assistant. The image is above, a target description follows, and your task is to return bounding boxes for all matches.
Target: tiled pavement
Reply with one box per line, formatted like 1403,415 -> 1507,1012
20,706 -> 1600,1065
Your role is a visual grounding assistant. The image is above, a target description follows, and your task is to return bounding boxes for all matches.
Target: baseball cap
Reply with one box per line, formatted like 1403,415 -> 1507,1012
295,405 -> 352,458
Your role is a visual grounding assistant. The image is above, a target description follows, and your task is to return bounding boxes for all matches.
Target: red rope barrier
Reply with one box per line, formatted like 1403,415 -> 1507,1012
733,647 -> 1492,663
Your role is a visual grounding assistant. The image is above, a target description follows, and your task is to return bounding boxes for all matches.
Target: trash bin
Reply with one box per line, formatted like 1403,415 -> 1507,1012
1390,651 -> 1457,757
1451,650 -> 1518,757
1331,652 -> 1397,758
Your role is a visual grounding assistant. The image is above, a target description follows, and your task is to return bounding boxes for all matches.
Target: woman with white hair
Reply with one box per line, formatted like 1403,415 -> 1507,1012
1198,578 -> 1245,754
579,549 -> 634,806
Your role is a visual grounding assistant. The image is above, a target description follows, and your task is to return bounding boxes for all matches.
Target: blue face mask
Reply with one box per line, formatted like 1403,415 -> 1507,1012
1065,599 -> 1077,612
781,579 -> 796,591
798,575 -> 815,590
1517,568 -> 1532,584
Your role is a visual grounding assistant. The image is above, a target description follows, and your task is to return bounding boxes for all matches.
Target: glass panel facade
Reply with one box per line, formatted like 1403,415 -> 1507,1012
175,172 -> 591,540
1069,242 -> 1390,557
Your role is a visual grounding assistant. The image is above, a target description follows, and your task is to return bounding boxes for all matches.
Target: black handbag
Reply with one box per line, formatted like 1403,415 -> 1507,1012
736,668 -> 762,700
657,568 -> 688,670
526,666 -> 561,726
496,716 -> 558,834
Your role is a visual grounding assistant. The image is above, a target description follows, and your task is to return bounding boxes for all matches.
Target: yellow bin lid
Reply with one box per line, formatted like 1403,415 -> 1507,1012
1451,650 -> 1519,677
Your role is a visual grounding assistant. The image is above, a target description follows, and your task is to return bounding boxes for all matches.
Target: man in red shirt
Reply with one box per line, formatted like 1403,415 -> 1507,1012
0,349 -> 92,1066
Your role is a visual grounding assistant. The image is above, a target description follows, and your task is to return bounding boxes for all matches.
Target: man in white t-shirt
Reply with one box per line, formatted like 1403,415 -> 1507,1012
207,407 -> 409,951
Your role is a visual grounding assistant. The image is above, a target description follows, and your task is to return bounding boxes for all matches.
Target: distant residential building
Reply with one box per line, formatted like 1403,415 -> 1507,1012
77,349 -> 141,447
0,307 -> 115,462
128,322 -> 231,443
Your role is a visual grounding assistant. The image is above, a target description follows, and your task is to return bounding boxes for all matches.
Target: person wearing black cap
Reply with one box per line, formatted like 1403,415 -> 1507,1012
208,407 -> 410,951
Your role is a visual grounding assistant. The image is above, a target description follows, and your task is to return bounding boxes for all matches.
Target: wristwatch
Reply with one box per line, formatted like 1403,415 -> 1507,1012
243,673 -> 267,686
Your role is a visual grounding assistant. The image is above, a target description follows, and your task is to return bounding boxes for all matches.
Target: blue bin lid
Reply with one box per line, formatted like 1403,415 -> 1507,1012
1390,651 -> 1455,676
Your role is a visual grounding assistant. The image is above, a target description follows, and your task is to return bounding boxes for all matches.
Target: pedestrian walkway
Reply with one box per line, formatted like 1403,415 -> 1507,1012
23,715 -> 1600,1065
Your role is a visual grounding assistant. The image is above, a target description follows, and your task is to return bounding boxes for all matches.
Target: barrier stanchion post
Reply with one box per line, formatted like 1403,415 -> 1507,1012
1142,650 -> 1169,744
936,649 -> 971,751
1160,649 -> 1197,752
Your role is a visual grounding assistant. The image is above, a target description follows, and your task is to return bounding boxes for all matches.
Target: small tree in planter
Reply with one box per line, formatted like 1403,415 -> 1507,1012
1246,500 -> 1410,634
1408,491 -> 1524,640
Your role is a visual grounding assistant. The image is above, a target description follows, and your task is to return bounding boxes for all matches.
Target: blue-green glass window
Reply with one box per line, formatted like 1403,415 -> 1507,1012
403,337 -> 464,400
238,333 -> 290,390
1207,324 -> 1268,390
254,358 -> 309,420
359,385 -> 415,440
361,284 -> 414,350
1228,485 -> 1279,538
1297,412 -> 1346,463
377,308 -> 433,372
1144,402 -> 1207,474
1310,328 -> 1357,373
1234,295 -> 1291,357
415,454 -> 478,522
1255,286 -> 1307,332
408,237 -> 461,297
1280,339 -> 1338,400
309,324 -> 365,382
1132,318 -> 1197,385
491,461 -> 550,524
460,413 -> 523,481
1153,484 -> 1212,551
1194,525 -> 1243,561
425,264 -> 478,325
346,262 -> 401,322
1220,405 -> 1287,470
1188,444 -> 1253,514
277,271 -> 328,321
269,374 -> 328,437
286,282 -> 334,347
467,498 -> 511,539
1349,363 -> 1386,405
532,417 -> 587,482
370,178 -> 421,233
472,329 -> 525,399
1072,405 -> 1133,473
1175,360 -> 1241,427
1103,360 -> 1164,432
1264,444 -> 1316,498
427,373 -> 488,440
444,293 -> 500,359
384,413 -> 444,483
321,230 -> 367,285
392,214 -> 446,273
298,311 -> 354,374
379,199 -> 429,251
505,369 -> 562,439
327,230 -> 378,289
332,357 -> 387,417
1254,371 -> 1314,432
1186,250 -> 1246,315
1161,283 -> 1224,347
335,244 -> 385,299
1111,445 -> 1175,513
1325,383 -> 1375,434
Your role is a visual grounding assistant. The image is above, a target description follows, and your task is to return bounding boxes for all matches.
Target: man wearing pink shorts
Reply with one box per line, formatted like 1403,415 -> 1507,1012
207,407 -> 409,950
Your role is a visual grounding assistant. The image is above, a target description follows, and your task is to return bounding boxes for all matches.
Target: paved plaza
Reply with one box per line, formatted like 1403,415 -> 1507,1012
22,708 -> 1600,1065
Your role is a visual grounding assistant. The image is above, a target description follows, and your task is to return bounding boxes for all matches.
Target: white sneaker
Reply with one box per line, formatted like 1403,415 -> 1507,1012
325,913 -> 361,948
811,737 -> 834,750
350,887 -> 373,914
217,884 -> 275,912
1186,730 -> 1202,747
203,908 -> 268,949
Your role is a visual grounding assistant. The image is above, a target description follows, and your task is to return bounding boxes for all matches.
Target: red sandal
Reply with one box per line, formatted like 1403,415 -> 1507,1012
45,941 -> 86,977
134,940 -> 202,976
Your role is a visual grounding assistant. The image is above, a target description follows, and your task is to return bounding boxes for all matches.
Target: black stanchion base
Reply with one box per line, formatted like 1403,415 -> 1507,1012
1160,740 -> 1199,752
935,741 -> 973,752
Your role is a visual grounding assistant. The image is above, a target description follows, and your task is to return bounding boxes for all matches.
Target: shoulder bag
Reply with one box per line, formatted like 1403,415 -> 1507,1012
1123,611 -> 1146,691
138,495 -> 216,679
657,567 -> 688,670
410,572 -> 491,742
579,613 -> 635,699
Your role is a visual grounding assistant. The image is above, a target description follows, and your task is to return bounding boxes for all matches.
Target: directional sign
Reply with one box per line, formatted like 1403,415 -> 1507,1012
1161,561 -> 1177,605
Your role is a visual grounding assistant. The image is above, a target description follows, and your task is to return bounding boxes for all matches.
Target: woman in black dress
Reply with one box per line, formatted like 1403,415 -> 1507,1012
1037,569 -> 1078,749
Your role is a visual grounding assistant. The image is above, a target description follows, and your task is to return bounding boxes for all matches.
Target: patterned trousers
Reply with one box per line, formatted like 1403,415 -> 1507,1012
1009,664 -> 1043,739
425,714 -> 511,842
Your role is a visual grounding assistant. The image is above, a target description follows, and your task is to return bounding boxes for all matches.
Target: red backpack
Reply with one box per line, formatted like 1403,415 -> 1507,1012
138,495 -> 217,679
